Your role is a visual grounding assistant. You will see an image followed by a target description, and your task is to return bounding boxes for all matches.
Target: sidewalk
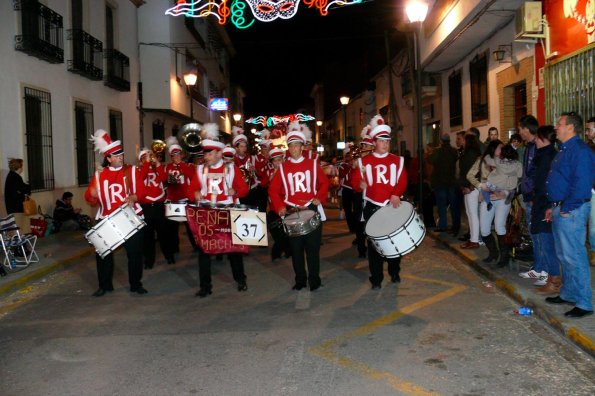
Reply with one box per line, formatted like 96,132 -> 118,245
1,218 -> 594,357
428,229 -> 595,358
0,231 -> 94,296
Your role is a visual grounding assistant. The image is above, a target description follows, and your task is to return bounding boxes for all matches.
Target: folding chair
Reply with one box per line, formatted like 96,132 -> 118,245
0,214 -> 39,270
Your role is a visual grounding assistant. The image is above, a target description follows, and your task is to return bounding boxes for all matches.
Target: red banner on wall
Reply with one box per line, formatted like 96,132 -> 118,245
546,0 -> 595,58
186,206 -> 249,255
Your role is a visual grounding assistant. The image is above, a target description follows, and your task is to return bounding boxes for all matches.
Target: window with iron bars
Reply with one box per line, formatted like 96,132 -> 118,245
470,52 -> 488,123
108,110 -> 123,151
24,87 -> 54,191
14,0 -> 64,64
75,101 -> 94,186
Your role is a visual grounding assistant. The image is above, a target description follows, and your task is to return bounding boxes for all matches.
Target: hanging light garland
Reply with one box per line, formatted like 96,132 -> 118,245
165,0 -> 362,29
246,113 -> 316,127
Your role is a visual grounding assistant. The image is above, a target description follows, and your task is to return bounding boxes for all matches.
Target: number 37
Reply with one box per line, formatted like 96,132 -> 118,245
241,223 -> 258,238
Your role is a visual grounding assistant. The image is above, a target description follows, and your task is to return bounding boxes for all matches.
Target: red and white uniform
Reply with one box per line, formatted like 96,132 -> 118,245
351,152 -> 408,206
338,161 -> 353,191
258,162 -> 276,189
85,165 -> 145,219
254,153 -> 269,176
164,162 -> 195,202
191,161 -> 249,204
234,154 -> 259,189
269,156 -> 329,213
138,162 -> 167,203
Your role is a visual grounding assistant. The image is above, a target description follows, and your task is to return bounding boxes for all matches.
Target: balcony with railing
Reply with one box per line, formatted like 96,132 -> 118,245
67,29 -> 103,81
104,49 -> 130,92
14,0 -> 64,64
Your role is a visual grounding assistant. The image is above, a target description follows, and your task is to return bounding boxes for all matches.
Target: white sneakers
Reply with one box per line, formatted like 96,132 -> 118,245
519,269 -> 548,286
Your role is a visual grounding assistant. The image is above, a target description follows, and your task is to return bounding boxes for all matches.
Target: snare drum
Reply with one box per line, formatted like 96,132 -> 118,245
165,201 -> 187,222
365,201 -> 425,258
85,204 -> 146,258
283,210 -> 321,237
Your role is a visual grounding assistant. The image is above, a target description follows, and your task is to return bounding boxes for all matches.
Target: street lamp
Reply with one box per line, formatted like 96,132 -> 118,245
183,71 -> 198,121
233,113 -> 242,125
339,96 -> 349,144
406,0 -> 428,215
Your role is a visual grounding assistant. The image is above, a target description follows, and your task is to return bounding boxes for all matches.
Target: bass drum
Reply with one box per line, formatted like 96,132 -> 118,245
365,201 -> 425,258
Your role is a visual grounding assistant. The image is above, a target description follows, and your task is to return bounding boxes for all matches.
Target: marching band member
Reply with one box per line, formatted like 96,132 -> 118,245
254,130 -> 274,212
338,146 -> 356,235
262,148 -> 290,261
350,127 -> 374,258
190,125 -> 250,297
164,136 -> 197,259
351,115 -> 408,289
138,148 -> 174,269
301,124 -> 319,161
85,130 -> 147,297
269,122 -> 329,291
233,126 -> 261,208
222,145 -> 236,165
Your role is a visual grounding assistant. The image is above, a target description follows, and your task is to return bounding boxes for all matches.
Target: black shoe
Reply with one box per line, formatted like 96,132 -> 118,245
371,284 -> 382,290
105,285 -> 114,292
351,238 -> 357,245
545,296 -> 574,305
433,228 -> 447,233
131,287 -> 148,294
0,267 -> 7,277
309,280 -> 322,291
166,255 -> 175,265
391,274 -> 401,283
564,307 -> 594,318
271,250 -> 282,261
92,288 -> 106,297
292,283 -> 306,291
237,281 -> 248,292
195,287 -> 212,298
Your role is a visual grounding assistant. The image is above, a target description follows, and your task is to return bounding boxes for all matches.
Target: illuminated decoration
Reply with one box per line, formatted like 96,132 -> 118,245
246,113 -> 315,127
165,0 -> 362,29
209,97 -> 229,111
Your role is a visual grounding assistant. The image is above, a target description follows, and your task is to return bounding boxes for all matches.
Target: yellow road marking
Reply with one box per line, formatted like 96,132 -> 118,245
310,274 -> 468,395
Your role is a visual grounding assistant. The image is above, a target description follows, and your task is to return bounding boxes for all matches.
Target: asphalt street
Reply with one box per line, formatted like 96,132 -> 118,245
0,214 -> 593,396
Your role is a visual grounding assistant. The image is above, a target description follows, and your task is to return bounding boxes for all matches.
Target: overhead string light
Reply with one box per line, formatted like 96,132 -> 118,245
246,113 -> 315,127
166,0 -> 363,29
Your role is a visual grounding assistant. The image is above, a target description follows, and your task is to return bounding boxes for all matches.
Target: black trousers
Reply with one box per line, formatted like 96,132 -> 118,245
267,211 -> 290,257
95,229 -> 144,290
198,250 -> 246,288
141,202 -> 173,265
353,192 -> 366,256
341,187 -> 356,233
363,203 -> 401,285
240,186 -> 267,212
289,208 -> 323,287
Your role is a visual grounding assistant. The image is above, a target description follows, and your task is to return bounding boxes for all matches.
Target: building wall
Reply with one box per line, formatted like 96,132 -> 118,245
0,0 -> 139,217
438,20 -> 536,140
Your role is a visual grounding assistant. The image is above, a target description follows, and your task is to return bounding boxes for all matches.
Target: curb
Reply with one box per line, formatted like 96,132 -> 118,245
428,232 -> 595,358
0,248 -> 95,297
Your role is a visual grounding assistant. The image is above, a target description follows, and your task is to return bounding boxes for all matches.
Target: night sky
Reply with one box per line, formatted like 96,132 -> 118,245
225,0 -> 408,118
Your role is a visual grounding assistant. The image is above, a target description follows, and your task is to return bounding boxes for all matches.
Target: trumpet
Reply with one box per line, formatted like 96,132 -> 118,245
351,147 -> 374,158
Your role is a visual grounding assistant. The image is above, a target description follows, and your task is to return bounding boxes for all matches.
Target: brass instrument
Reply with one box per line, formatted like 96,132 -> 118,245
351,147 -> 374,158
178,123 -> 203,153
150,139 -> 166,162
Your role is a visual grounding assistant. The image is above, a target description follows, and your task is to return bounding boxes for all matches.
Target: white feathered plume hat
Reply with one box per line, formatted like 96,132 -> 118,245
91,129 -> 123,157
286,121 -> 306,145
202,123 -> 225,151
258,129 -> 273,149
360,125 -> 374,146
300,124 -> 313,143
369,114 -> 391,140
166,136 -> 183,155
232,126 -> 248,147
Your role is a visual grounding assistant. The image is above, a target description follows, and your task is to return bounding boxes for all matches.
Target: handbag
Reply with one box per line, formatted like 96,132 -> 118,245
30,216 -> 48,237
23,195 -> 38,216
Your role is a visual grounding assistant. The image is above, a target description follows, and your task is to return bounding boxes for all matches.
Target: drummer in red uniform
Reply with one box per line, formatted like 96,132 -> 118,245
137,147 -> 174,269
351,115 -> 408,289
85,130 -> 147,297
164,135 -> 197,260
338,146 -> 356,235
269,122 -> 329,291
189,126 -> 250,297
